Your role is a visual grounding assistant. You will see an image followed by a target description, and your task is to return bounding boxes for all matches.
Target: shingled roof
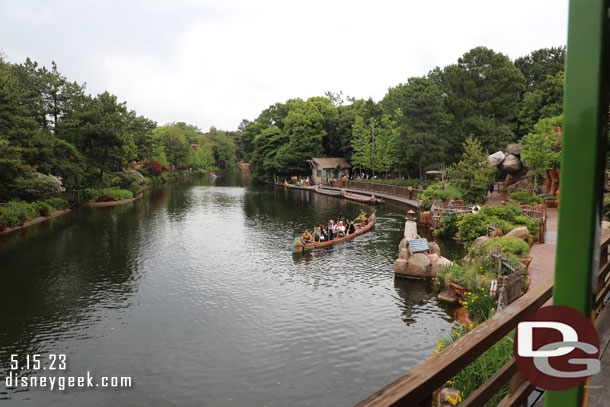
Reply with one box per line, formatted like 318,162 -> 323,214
309,157 -> 351,169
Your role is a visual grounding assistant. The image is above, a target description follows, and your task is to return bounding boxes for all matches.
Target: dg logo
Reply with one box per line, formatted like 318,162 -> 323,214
514,305 -> 600,391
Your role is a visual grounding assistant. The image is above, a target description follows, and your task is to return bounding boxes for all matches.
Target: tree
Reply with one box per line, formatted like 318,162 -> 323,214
274,99 -> 325,174
155,125 -> 190,169
518,71 -> 564,135
448,137 -> 496,203
520,115 -> 562,189
383,77 -> 452,180
515,46 -> 565,90
432,47 -> 526,158
374,115 -> 399,178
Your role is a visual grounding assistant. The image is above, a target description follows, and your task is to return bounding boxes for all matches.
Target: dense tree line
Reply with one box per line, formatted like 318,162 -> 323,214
241,45 -> 566,182
0,56 -> 239,201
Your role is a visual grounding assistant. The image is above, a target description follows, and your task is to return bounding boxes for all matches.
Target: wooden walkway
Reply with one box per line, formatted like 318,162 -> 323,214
323,185 -> 419,208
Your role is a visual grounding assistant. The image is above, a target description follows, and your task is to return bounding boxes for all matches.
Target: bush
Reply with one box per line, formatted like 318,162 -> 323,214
458,205 -> 539,246
509,188 -> 544,206
469,236 -> 530,259
419,183 -> 463,211
433,214 -> 460,238
14,172 -> 65,199
84,188 -> 133,202
129,181 -> 141,196
0,198 -> 67,227
116,170 -> 144,189
143,160 -> 164,177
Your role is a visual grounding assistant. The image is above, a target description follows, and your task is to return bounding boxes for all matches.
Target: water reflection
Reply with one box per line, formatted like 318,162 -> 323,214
0,174 -> 456,407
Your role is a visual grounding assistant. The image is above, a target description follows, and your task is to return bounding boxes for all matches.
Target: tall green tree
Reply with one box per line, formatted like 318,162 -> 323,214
432,47 -> 526,158
448,137 -> 496,203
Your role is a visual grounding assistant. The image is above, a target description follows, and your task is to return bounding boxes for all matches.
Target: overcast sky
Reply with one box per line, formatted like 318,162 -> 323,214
0,0 -> 569,131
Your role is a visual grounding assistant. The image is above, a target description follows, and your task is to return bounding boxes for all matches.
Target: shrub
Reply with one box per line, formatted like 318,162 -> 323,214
14,172 -> 65,199
177,164 -> 188,171
458,204 -> 539,246
434,214 -> 461,238
129,181 -> 141,196
419,183 -> 463,211
116,170 -> 144,189
509,188 -> 544,206
144,160 -> 163,177
85,188 -> 133,202
469,236 -> 530,258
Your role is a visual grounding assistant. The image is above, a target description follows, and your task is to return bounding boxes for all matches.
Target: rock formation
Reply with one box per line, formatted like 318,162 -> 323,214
394,218 -> 453,279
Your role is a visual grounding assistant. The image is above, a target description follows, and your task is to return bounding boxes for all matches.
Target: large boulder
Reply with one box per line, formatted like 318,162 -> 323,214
506,226 -> 529,240
428,241 -> 441,256
499,154 -> 524,174
398,238 -> 408,252
506,143 -> 522,156
394,258 -> 408,275
490,228 -> 503,238
471,235 -> 490,248
399,248 -> 410,260
427,253 -> 440,263
405,253 -> 432,278
404,221 -> 418,240
488,151 -> 505,166
431,256 -> 452,275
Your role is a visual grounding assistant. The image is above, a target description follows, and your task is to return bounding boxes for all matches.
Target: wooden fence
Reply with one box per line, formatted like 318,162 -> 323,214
356,230 -> 610,407
333,180 -> 422,200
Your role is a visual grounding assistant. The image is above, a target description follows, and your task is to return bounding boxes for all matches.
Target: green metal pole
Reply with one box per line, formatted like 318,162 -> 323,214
547,0 -> 610,406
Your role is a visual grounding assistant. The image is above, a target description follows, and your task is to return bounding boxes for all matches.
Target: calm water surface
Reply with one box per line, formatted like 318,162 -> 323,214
0,174 -> 461,406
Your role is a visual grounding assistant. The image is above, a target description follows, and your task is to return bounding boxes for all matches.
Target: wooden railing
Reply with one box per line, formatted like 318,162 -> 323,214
356,230 -> 610,407
333,180 -> 422,200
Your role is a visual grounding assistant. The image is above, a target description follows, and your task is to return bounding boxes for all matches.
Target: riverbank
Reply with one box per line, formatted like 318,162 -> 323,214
0,208 -> 71,235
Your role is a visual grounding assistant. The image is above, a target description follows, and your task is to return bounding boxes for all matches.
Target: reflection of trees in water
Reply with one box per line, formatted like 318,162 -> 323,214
0,202 -> 146,372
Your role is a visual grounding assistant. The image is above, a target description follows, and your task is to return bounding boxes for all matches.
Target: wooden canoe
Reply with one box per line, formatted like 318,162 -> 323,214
314,185 -> 342,197
292,212 -> 376,254
341,190 -> 385,205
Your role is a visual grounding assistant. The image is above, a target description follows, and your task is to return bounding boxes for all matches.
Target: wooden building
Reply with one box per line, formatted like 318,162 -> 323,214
308,157 -> 351,184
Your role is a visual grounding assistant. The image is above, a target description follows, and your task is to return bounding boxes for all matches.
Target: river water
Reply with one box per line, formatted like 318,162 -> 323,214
0,174 -> 461,406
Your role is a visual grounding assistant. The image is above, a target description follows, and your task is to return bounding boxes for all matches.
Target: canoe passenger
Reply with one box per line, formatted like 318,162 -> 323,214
354,212 -> 367,223
301,229 -> 313,243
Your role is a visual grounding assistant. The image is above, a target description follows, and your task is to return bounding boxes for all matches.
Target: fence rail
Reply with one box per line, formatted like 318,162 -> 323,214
356,229 -> 610,407
333,180 -> 422,200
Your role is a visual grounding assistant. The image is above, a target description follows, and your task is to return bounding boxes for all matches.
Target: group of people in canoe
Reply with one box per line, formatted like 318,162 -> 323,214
301,212 -> 369,243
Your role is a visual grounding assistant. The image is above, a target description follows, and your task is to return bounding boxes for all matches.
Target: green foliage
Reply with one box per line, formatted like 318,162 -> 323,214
83,188 -> 133,202
13,172 -> 64,200
419,183 -> 463,211
604,194 -> 610,218
520,117 -> 561,185
116,170 -> 144,188
356,178 -> 431,188
458,204 -> 538,246
509,188 -> 544,205
433,214 -> 461,238
447,137 -> 495,203
433,46 -> 525,158
437,327 -> 513,405
0,198 -> 67,227
469,236 -> 530,258
462,287 -> 498,323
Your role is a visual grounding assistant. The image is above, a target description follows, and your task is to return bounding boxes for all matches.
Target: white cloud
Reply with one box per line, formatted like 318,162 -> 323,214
3,0 -> 569,130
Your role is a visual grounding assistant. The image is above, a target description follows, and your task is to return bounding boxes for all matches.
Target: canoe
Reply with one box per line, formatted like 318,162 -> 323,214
314,185 -> 342,197
277,182 -> 314,191
341,190 -> 385,205
292,212 -> 376,254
